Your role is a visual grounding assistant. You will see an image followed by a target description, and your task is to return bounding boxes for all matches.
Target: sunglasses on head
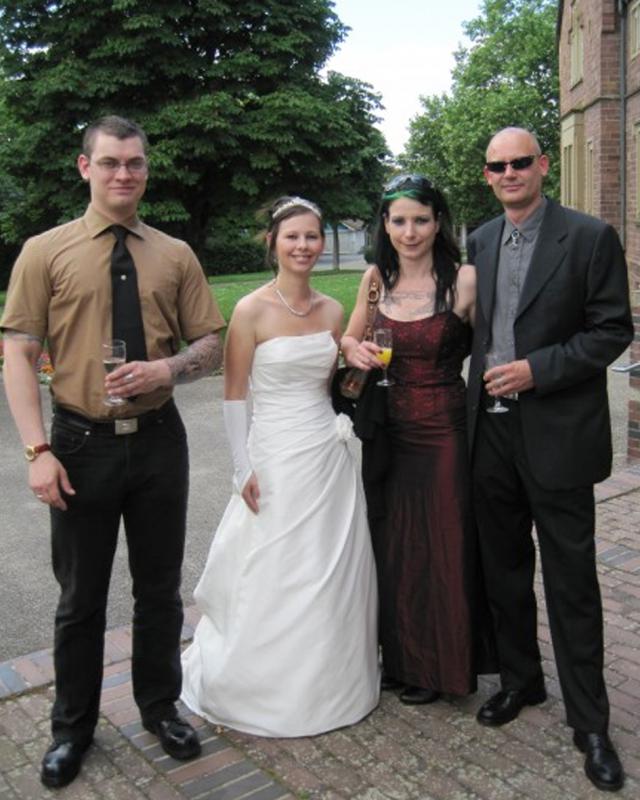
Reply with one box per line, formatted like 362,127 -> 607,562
384,173 -> 433,193
485,155 -> 538,174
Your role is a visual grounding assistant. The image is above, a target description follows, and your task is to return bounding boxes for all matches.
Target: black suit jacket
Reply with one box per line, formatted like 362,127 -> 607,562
467,198 -> 633,490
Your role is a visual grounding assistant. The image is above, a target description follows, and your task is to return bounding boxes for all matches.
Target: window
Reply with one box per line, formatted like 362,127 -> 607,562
631,0 -> 640,58
569,14 -> 584,86
561,114 -> 584,209
563,144 -> 574,206
635,123 -> 640,222
585,139 -> 594,216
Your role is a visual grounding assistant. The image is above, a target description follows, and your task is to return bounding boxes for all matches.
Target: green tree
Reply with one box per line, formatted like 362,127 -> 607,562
304,73 -> 389,268
402,0 -> 559,228
0,76 -> 20,286
0,0 -> 387,269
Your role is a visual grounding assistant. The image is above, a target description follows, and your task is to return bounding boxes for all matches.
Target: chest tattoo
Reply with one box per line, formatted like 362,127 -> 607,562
381,289 -> 436,319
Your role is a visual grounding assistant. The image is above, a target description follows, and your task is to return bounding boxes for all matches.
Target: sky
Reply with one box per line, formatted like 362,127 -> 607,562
324,0 -> 483,156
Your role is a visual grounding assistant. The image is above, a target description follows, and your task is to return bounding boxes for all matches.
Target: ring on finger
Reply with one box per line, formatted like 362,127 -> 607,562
125,373 -> 134,382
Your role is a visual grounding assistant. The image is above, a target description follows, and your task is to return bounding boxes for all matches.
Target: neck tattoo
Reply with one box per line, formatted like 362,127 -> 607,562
273,281 -> 313,317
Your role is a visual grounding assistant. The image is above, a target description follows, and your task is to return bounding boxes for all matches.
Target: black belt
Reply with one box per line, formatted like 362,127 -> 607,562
53,399 -> 176,436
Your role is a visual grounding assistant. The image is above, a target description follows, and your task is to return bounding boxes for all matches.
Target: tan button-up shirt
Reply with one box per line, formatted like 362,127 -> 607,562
1,205 -> 225,419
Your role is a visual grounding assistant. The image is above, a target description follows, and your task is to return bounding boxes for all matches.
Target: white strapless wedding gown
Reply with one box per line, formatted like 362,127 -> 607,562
181,331 -> 380,737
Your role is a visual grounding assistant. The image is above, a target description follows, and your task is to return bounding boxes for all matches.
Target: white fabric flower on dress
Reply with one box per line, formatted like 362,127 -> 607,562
335,413 -> 354,441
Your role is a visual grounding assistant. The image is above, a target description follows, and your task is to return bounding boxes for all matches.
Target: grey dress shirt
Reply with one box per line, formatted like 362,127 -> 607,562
489,197 -> 547,362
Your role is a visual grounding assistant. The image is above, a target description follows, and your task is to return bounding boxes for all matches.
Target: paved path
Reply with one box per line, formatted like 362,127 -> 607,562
0,363 -> 631,662
0,444 -> 640,800
0,348 -> 638,798
1,462 -> 640,799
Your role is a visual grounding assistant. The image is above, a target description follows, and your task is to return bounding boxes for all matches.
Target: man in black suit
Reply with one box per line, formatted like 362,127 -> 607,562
467,127 -> 632,793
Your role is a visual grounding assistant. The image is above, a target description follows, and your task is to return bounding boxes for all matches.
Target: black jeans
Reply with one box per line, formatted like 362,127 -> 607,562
49,401 -> 189,743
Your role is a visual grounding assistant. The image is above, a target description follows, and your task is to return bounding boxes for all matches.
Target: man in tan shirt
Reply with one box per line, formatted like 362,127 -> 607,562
1,115 -> 225,788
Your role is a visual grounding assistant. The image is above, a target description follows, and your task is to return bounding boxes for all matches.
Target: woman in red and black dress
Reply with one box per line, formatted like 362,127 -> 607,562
341,175 -> 496,704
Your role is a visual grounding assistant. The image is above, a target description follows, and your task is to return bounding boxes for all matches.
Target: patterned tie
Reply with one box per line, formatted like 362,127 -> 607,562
509,229 -> 521,249
110,225 -> 147,363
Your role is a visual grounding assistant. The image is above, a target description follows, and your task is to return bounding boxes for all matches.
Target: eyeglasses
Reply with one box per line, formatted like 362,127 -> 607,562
485,155 -> 538,174
384,173 -> 433,193
92,157 -> 148,175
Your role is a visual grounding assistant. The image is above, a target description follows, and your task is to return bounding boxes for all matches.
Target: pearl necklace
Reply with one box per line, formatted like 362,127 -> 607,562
273,282 -> 313,317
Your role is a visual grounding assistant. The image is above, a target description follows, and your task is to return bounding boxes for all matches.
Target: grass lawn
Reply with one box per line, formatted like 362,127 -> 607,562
211,268 -> 365,327
0,268 -> 366,338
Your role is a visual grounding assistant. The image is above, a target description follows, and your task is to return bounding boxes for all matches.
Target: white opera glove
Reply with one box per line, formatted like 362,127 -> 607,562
223,400 -> 253,493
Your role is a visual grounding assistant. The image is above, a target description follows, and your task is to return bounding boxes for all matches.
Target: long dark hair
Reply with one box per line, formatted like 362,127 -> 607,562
265,196 -> 324,272
373,174 -> 460,313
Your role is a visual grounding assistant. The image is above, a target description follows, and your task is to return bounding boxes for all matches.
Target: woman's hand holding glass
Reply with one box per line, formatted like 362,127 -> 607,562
373,328 -> 394,387
341,336 -> 386,371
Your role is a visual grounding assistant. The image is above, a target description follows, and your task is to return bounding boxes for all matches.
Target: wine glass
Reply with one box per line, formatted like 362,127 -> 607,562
102,339 -> 127,406
373,328 -> 394,387
485,351 -> 509,414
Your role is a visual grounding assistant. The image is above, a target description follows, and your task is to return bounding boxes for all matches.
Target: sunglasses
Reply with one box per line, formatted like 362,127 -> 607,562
485,155 -> 538,174
384,173 -> 433,193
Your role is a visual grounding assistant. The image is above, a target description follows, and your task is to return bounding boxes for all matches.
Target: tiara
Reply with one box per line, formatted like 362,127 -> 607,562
272,197 -> 321,221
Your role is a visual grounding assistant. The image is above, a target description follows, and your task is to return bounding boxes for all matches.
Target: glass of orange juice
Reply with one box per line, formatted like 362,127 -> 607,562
373,328 -> 394,387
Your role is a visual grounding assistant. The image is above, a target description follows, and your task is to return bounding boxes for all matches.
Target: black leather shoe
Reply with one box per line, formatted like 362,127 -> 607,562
381,673 -> 404,691
41,738 -> 92,788
399,686 -> 441,705
573,731 -> 624,792
476,686 -> 547,726
144,716 -> 201,760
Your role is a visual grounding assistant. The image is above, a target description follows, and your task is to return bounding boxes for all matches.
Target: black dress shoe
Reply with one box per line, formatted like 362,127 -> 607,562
41,738 -> 92,788
476,686 -> 547,727
573,731 -> 624,792
144,716 -> 201,760
399,686 -> 441,705
381,673 -> 404,691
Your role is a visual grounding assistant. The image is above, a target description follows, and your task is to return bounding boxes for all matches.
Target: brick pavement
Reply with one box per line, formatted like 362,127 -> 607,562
1,469 -> 639,799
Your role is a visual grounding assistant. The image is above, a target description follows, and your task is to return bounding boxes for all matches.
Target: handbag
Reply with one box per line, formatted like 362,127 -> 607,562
339,271 -> 381,400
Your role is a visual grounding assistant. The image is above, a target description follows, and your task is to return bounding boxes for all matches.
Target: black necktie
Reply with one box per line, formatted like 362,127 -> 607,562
110,225 -> 147,363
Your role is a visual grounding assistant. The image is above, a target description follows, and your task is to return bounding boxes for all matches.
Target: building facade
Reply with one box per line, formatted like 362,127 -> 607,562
559,0 -> 640,458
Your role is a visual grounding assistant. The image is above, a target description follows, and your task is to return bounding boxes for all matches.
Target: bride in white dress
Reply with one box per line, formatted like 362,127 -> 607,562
181,196 -> 380,737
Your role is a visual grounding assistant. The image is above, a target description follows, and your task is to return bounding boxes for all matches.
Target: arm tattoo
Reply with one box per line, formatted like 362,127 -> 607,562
166,333 -> 223,384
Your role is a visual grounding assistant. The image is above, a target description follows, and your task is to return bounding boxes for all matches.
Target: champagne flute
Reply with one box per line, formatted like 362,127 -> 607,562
102,339 -> 127,406
485,351 -> 509,414
373,328 -> 394,387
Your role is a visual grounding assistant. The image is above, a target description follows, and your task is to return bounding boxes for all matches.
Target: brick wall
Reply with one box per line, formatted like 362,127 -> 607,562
560,0 -> 622,224
559,1 -> 640,460
626,11 -> 640,459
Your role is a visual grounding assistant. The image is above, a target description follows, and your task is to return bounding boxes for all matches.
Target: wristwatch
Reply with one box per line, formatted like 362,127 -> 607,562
24,443 -> 51,462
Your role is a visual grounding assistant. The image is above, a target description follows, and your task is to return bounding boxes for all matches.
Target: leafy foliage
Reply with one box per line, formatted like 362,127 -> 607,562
0,0 -> 389,282
401,0 -> 559,228
203,238 -> 266,276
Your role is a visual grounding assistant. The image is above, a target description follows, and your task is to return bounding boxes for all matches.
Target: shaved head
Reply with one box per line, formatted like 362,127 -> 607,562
486,127 -> 542,161
483,127 -> 548,220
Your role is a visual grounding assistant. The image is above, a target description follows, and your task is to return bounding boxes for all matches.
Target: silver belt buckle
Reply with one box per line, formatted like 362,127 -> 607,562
115,418 -> 138,435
